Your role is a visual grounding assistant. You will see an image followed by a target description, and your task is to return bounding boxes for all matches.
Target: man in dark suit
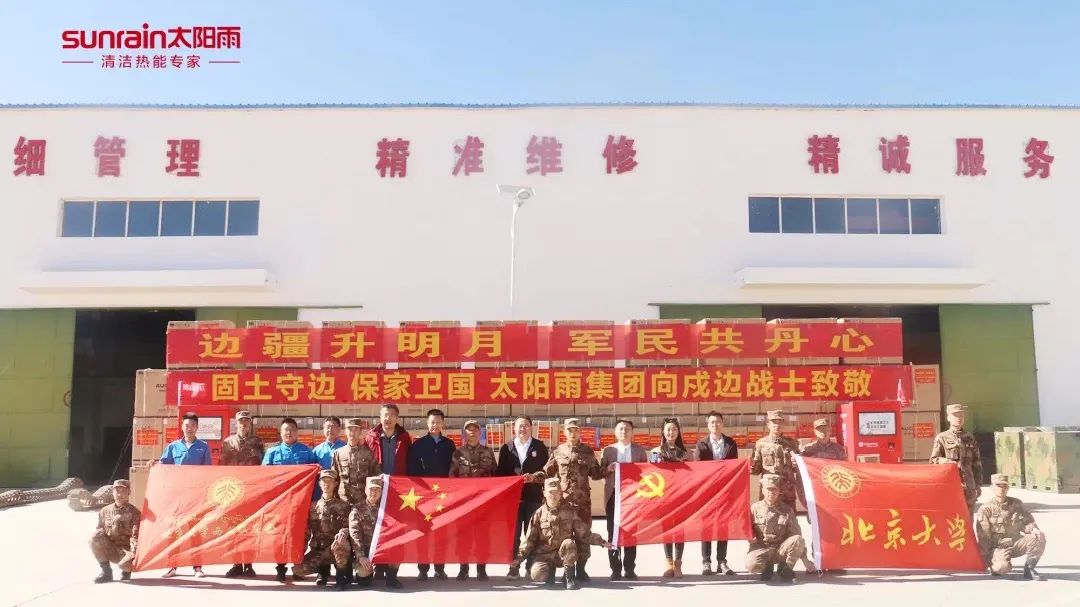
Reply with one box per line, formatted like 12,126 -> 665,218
599,419 -> 648,580
407,408 -> 456,581
497,415 -> 549,579
694,410 -> 739,576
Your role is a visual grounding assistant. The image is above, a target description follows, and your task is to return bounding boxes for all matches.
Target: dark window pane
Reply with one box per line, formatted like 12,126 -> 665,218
94,201 -> 126,237
847,198 -> 878,234
127,201 -> 160,237
161,201 -> 193,236
227,200 -> 260,236
194,200 -> 227,236
911,198 -> 941,234
814,197 -> 845,233
61,201 -> 93,237
748,197 -> 779,233
780,197 -> 812,233
879,198 -> 910,234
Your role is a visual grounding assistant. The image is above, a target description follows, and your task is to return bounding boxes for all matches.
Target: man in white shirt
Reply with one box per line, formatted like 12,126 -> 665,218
498,416 -> 549,578
599,419 -> 648,581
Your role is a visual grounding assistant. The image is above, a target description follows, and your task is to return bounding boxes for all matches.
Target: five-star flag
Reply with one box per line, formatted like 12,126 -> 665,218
371,476 -> 522,564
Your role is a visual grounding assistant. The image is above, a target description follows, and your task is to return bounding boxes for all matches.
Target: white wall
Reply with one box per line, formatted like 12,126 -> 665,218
1,106 -> 1077,423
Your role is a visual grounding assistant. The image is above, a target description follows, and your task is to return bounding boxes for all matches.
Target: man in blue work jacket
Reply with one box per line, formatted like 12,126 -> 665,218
149,411 -> 210,578
312,416 -> 345,501
263,417 -> 319,582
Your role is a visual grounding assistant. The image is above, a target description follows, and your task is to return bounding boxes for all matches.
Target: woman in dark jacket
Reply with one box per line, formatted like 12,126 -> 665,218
651,417 -> 689,578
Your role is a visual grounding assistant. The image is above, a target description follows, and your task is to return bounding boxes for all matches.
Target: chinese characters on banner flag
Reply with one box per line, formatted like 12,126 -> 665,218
165,365 -> 912,407
94,136 -> 126,177
165,320 -> 904,367
1023,137 -> 1053,179
452,136 -> 484,176
376,138 -> 410,178
794,456 -> 985,571
807,134 -> 840,174
955,138 -> 987,176
879,135 -> 911,174
13,136 -> 46,176
526,135 -> 563,175
166,139 -> 200,177
603,135 -> 638,174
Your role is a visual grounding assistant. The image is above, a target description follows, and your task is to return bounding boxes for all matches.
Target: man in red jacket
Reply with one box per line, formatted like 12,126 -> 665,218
365,403 -> 412,476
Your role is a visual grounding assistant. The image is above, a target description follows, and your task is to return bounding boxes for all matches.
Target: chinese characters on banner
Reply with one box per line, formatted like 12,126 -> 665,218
166,365 -> 911,407
165,320 -> 903,367
794,456 -> 985,571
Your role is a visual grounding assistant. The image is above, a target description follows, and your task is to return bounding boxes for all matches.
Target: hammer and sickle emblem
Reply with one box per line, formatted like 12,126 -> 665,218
636,472 -> 666,498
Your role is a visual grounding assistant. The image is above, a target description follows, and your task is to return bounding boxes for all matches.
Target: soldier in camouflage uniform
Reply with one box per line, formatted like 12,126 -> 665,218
751,410 -> 802,507
533,418 -> 604,582
343,476 -> 403,589
450,420 -> 497,581
930,404 -> 983,515
976,474 -> 1047,581
293,469 -> 353,590
509,477 -> 612,590
747,474 -> 806,584
800,418 -> 847,460
331,418 -> 382,505
220,410 -> 265,578
90,479 -> 139,583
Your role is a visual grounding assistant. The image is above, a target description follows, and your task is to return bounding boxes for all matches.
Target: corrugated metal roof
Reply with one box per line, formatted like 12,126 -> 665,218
0,102 -> 1078,110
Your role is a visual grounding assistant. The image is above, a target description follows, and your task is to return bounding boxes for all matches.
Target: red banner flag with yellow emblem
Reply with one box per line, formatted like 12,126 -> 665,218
133,464 -> 318,572
795,455 -> 985,571
614,460 -> 753,546
371,476 -> 522,564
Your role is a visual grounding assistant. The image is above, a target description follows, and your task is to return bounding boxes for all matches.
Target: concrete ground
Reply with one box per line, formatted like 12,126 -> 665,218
2,487 -> 1078,607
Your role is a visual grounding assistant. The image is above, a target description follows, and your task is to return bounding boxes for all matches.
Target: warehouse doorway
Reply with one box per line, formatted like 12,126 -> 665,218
67,309 -> 194,485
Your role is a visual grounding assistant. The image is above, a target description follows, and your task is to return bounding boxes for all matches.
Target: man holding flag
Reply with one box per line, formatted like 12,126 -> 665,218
747,474 -> 806,584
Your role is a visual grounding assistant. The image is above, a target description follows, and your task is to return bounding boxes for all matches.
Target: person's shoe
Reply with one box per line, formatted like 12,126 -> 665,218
434,566 -> 449,580
94,562 -> 113,584
1024,565 -> 1046,581
120,571 -> 131,581
386,570 -> 404,589
565,565 -> 579,591
624,568 -> 638,581
759,563 -> 774,582
610,570 -> 622,581
242,565 -> 257,577
275,565 -> 287,583
193,567 -> 205,578
457,565 -> 469,581
374,568 -> 385,580
719,560 -> 735,576
316,565 -> 329,586
477,565 -> 488,581
673,560 -> 683,578
225,564 -> 244,578
506,566 -> 521,580
544,569 -> 557,586
777,564 -> 797,584
291,573 -> 305,582
576,566 -> 591,583
663,559 -> 675,578
702,561 -> 715,576
162,568 -> 177,579
335,570 -> 349,591
417,569 -> 429,581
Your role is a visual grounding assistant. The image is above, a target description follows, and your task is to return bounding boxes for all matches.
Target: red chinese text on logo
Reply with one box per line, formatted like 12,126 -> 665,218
1023,138 -> 1053,179
452,136 -> 484,176
376,138 -> 410,178
62,25 -> 241,49
526,135 -> 563,176
879,135 -> 911,174
95,136 -> 126,177
808,134 -> 840,174
166,139 -> 201,177
603,135 -> 638,174
13,137 -> 46,177
955,138 -> 987,176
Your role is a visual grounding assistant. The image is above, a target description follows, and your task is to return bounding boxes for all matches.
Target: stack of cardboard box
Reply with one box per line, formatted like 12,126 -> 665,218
900,364 -> 943,462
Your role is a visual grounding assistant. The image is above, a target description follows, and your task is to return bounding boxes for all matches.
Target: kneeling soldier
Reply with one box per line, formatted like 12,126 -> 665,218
508,477 -> 612,590
976,474 -> 1047,581
294,469 -> 353,590
90,479 -> 140,583
747,474 -> 807,583
342,476 -> 388,588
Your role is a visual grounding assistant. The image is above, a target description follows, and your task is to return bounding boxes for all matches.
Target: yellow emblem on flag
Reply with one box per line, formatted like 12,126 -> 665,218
207,477 -> 245,508
821,464 -> 861,499
636,472 -> 666,498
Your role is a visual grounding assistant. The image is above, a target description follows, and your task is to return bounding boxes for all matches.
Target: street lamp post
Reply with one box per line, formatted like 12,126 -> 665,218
496,185 -> 535,319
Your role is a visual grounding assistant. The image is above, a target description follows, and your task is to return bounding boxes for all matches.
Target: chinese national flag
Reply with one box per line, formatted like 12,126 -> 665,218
614,460 -> 752,546
371,476 -> 522,564
133,465 -> 318,572
795,456 -> 985,571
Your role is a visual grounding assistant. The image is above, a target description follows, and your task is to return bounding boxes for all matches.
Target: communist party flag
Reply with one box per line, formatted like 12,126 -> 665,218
614,460 -> 752,546
795,455 -> 985,571
371,476 -> 522,564
133,464 -> 318,572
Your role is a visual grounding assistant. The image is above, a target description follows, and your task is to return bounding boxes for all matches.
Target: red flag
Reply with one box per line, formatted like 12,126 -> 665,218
133,464 -> 318,572
614,460 -> 752,546
371,476 -> 522,564
796,455 -> 984,571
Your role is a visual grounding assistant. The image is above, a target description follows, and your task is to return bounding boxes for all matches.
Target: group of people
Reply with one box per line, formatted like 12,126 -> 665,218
88,402 -> 1049,590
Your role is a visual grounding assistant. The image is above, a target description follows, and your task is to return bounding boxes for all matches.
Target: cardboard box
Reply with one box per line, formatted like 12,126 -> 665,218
446,404 -> 487,418
258,404 -> 322,418
167,320 -> 235,330
901,409 -> 939,461
698,401 -> 761,416
912,364 -> 943,411
128,466 -> 150,509
135,369 -> 173,418
132,417 -> 168,463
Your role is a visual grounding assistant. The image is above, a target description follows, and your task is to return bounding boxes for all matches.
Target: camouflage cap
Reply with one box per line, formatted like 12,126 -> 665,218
319,469 -> 340,481
946,404 -> 967,415
235,410 -> 253,420
991,474 -> 1010,486
345,418 -> 365,429
366,476 -> 383,490
544,477 -> 563,492
813,418 -> 830,428
564,418 -> 581,429
112,479 -> 131,489
766,410 -> 784,421
463,419 -> 481,430
761,474 -> 781,489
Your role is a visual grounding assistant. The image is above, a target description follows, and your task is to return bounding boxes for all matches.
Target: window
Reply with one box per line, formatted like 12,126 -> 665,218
748,197 -> 779,233
780,197 -> 812,233
61,201 -> 94,237
60,199 -> 260,238
747,196 -> 941,235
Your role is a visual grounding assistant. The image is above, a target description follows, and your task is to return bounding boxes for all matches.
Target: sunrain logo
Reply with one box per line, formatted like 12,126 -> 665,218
61,24 -> 241,69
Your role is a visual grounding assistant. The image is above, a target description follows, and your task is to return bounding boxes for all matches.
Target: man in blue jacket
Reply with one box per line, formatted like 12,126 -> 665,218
149,411 -> 210,579
407,408 -> 456,581
263,417 -> 319,582
312,416 -> 345,500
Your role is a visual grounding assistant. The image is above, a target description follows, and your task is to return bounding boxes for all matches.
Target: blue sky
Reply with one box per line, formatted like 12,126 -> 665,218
1,0 -> 1076,105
